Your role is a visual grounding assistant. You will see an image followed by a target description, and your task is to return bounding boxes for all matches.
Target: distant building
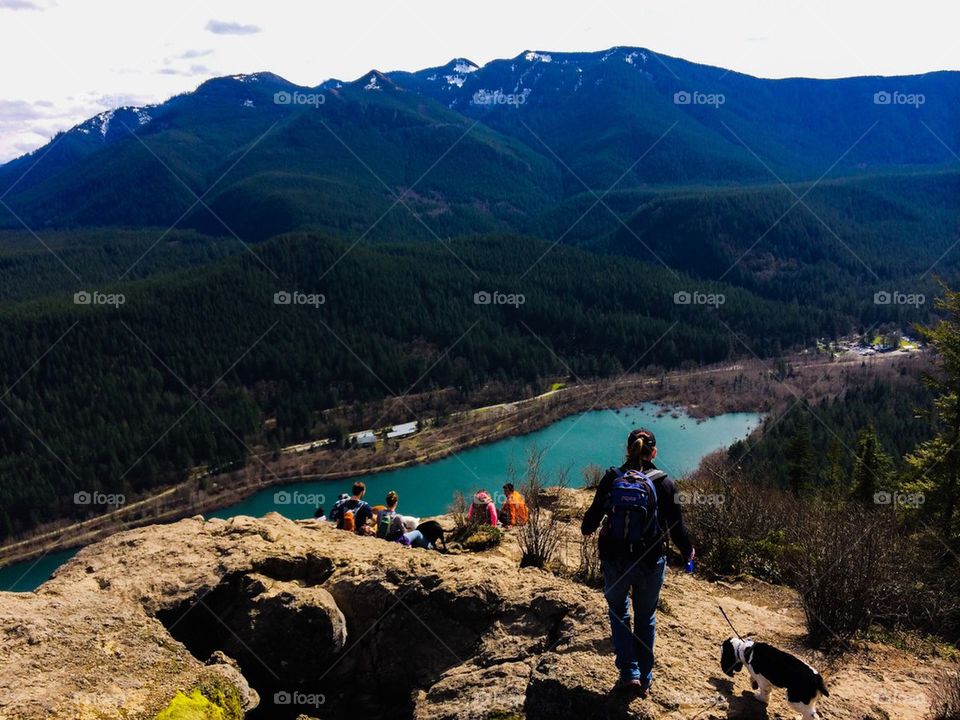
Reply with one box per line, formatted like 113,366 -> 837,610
354,430 -> 376,446
386,421 -> 418,440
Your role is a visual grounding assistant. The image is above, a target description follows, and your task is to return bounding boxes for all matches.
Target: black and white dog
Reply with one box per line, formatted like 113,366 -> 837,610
720,637 -> 829,719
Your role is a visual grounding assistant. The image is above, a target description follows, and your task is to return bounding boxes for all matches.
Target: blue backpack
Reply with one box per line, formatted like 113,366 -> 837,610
603,468 -> 664,554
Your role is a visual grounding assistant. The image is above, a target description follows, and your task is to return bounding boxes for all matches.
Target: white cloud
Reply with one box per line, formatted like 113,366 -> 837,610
205,19 -> 260,35
176,49 -> 214,59
0,0 -> 42,10
156,64 -> 214,77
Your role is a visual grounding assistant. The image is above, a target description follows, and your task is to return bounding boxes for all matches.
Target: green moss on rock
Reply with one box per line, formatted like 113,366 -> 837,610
154,677 -> 243,720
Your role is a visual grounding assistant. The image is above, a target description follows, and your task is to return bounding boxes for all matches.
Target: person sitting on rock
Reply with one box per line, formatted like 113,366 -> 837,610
329,482 -> 373,535
581,428 -> 695,697
499,483 -> 529,527
467,490 -> 498,526
376,491 -> 400,539
313,505 -> 326,521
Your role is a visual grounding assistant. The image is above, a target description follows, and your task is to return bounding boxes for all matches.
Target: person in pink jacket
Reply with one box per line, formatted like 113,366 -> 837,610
467,490 -> 498,526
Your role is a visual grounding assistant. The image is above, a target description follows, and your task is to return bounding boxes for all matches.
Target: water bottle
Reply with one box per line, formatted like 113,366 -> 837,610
685,556 -> 695,573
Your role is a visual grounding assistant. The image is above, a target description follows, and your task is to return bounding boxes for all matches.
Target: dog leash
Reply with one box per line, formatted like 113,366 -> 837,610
685,608 -> 744,720
684,607 -> 744,719
718,604 -> 745,641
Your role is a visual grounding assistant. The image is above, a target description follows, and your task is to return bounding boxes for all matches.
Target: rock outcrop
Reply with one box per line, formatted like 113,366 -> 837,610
0,511 -> 947,719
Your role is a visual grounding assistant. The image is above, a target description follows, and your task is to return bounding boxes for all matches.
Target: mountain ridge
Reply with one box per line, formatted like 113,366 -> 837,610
3,44 -> 957,177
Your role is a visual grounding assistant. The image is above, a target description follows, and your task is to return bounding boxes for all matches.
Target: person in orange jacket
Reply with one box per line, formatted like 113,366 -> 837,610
499,483 -> 529,527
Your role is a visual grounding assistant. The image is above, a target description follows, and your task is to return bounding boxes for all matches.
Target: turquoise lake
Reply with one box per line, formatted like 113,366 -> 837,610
0,405 -> 761,592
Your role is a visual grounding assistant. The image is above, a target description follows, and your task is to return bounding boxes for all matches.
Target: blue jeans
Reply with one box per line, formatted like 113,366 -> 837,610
403,530 -> 432,549
602,555 -> 667,684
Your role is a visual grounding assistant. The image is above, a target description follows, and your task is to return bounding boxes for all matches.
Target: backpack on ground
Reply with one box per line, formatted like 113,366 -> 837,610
603,468 -> 665,554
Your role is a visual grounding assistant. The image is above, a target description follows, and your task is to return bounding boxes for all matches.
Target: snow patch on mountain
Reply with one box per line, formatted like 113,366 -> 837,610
453,61 -> 477,74
524,51 -> 552,63
95,110 -> 115,137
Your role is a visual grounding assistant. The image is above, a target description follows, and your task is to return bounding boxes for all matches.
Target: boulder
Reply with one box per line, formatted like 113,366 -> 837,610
0,511 -> 946,719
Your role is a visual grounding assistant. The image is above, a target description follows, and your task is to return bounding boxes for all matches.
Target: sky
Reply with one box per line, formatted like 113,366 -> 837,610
0,0 -> 957,163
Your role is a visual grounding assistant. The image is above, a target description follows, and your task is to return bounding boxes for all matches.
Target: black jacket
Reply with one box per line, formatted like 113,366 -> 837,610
581,462 -> 694,563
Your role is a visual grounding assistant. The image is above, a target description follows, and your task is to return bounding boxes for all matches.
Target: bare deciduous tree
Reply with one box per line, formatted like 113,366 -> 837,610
515,447 -> 567,569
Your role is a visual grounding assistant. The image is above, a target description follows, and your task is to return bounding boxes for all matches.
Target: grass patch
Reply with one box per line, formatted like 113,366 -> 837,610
457,524 -> 504,551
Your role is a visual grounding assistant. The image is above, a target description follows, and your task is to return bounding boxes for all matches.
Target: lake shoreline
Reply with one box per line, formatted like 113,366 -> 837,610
0,351 -> 921,573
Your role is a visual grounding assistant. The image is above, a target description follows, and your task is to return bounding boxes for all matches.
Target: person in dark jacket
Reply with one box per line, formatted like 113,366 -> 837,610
581,428 -> 695,695
328,482 -> 374,534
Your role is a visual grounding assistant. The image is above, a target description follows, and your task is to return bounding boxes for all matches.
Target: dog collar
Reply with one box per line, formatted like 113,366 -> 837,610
735,640 -> 754,667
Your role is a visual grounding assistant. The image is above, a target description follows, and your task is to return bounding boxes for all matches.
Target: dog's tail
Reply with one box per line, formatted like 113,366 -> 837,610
816,673 -> 830,697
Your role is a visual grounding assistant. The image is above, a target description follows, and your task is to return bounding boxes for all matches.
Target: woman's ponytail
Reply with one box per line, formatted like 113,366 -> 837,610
626,434 -> 645,468
624,428 -> 656,469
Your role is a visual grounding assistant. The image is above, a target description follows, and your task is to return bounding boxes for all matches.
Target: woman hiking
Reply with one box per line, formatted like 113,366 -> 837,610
581,428 -> 695,696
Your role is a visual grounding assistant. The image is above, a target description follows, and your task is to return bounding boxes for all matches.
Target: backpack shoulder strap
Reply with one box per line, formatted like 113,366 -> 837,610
644,469 -> 666,498
645,469 -> 667,483
644,474 -> 658,503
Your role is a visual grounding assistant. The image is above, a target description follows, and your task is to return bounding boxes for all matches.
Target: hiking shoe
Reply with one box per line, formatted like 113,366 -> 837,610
613,678 -> 643,694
